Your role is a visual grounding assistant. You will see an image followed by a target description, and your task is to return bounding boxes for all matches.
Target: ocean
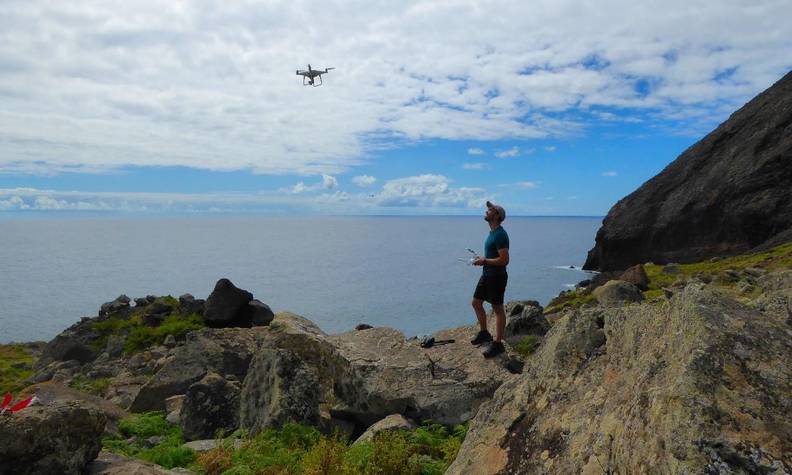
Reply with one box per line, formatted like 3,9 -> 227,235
0,215 -> 601,344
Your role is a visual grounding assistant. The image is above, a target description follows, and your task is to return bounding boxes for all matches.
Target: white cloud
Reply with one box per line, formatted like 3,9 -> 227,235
288,174 -> 337,193
467,147 -> 485,155
376,174 -> 485,208
322,174 -> 338,189
0,1 -> 789,175
601,171 -> 619,177
0,176 -> 489,213
495,146 -> 521,158
352,175 -> 377,187
544,146 -> 556,152
462,162 -> 485,170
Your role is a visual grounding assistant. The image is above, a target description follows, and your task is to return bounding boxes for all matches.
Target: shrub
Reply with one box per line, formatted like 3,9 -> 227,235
123,313 -> 204,354
514,335 -> 541,358
301,437 -> 347,475
103,412 -> 195,469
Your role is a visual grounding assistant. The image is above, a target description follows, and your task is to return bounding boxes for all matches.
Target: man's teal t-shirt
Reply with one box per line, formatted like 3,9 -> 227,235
483,226 -> 509,276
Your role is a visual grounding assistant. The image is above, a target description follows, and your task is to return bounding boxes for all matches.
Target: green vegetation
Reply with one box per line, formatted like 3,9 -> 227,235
543,241 -> 792,315
90,296 -> 205,355
103,412 -> 196,469
68,374 -> 111,396
643,240 -> 792,293
191,421 -> 468,475
103,414 -> 468,474
124,313 -> 204,353
544,289 -> 595,314
514,335 -> 541,358
0,342 -> 43,395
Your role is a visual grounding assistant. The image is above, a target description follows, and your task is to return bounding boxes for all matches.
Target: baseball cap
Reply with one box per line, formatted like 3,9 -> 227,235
486,200 -> 506,221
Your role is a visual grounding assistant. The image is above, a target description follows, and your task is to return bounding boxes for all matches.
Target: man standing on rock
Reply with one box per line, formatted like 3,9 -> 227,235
470,201 -> 510,358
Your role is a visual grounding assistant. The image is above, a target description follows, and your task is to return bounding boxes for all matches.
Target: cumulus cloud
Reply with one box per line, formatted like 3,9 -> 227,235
287,174 -> 338,193
376,174 -> 485,208
322,174 -> 338,189
467,148 -> 485,155
544,146 -> 556,152
352,175 -> 377,187
601,171 -> 619,177
462,162 -> 485,170
0,1 -> 790,176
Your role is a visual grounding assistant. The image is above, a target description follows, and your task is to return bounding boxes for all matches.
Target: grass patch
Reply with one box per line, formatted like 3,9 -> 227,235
544,290 -> 596,314
0,343 -> 43,395
192,421 -> 468,475
643,240 -> 792,294
103,412 -> 195,469
124,313 -> 204,354
90,295 -> 205,355
513,335 -> 541,358
68,375 -> 111,396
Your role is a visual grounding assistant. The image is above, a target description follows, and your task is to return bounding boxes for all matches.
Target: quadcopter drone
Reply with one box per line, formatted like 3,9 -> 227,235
296,64 -> 335,86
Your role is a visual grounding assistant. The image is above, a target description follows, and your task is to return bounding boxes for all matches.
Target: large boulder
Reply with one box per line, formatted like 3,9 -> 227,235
239,348 -> 321,434
327,325 -> 514,426
447,284 -> 792,474
37,318 -> 99,367
180,371 -> 241,441
620,264 -> 650,290
592,280 -> 644,305
244,299 -> 275,327
20,382 -> 128,435
203,278 -> 254,327
129,327 -> 266,412
354,414 -> 416,444
584,71 -> 792,271
501,300 -> 549,338
0,401 -> 107,475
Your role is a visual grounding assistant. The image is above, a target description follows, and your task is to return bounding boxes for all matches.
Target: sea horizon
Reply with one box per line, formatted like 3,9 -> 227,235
0,215 -> 601,344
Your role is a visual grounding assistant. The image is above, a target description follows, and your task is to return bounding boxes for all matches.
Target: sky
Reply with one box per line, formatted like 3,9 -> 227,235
1,0 -> 790,216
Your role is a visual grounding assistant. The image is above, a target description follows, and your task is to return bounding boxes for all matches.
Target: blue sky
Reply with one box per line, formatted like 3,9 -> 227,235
1,1 -> 790,216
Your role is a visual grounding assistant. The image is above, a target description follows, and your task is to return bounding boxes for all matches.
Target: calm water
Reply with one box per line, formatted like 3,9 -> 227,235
0,215 -> 601,343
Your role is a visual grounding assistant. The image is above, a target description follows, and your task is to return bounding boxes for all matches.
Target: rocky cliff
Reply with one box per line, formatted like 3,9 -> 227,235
448,275 -> 792,474
584,70 -> 792,271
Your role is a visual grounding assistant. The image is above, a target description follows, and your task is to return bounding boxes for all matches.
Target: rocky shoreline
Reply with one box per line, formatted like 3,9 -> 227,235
2,244 -> 791,474
1,276 -> 552,474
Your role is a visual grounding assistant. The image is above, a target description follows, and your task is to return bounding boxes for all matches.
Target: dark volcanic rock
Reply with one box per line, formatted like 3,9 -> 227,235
180,371 -> 241,440
203,278 -> 254,327
584,71 -> 792,271
620,263 -> 650,290
244,299 -> 275,327
0,401 -> 106,475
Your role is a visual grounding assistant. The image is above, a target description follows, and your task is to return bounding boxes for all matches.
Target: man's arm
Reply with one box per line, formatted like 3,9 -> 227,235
474,248 -> 509,266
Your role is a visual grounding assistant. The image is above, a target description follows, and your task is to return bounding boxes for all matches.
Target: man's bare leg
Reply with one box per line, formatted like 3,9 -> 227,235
492,303 -> 506,342
471,298 -> 487,331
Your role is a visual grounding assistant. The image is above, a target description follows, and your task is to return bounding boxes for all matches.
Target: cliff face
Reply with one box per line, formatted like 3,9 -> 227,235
584,70 -> 792,271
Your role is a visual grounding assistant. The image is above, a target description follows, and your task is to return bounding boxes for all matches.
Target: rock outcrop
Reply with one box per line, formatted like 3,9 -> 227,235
327,326 -> 515,426
448,283 -> 792,474
592,279 -> 644,305
86,451 -> 190,475
203,278 -> 254,327
179,371 -> 241,440
0,401 -> 107,475
584,70 -> 792,271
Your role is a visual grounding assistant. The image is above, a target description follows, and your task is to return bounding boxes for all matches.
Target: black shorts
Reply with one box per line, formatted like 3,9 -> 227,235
473,272 -> 508,305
